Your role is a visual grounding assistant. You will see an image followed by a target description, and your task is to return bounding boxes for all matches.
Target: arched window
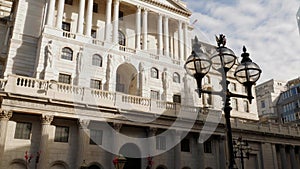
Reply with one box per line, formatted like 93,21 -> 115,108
173,72 -> 180,83
118,30 -> 126,46
92,54 -> 102,67
61,47 -> 73,60
151,67 -> 159,79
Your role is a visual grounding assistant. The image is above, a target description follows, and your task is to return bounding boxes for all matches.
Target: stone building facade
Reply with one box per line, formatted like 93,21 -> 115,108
0,0 -> 299,169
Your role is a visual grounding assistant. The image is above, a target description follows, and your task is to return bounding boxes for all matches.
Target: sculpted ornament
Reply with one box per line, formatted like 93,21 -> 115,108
0,110 -> 13,120
41,115 -> 54,125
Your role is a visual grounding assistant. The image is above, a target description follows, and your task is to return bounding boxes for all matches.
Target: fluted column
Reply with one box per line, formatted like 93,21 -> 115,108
56,0 -> 65,29
173,130 -> 181,169
112,0 -> 120,43
178,20 -> 183,61
183,22 -> 188,60
38,115 -> 54,169
157,14 -> 163,55
0,110 -> 12,166
77,119 -> 90,168
46,0 -> 56,26
163,16 -> 169,56
279,145 -> 287,169
142,9 -> 148,50
135,6 -> 141,50
77,0 -> 85,34
289,146 -> 297,169
85,0 -> 94,36
105,0 -> 112,41
111,123 -> 122,169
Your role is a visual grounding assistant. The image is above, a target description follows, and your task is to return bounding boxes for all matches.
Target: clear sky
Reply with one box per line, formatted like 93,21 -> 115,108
183,0 -> 300,84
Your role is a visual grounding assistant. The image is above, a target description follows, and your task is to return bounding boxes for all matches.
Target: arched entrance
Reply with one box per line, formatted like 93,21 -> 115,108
116,63 -> 138,95
88,165 -> 101,169
119,143 -> 141,169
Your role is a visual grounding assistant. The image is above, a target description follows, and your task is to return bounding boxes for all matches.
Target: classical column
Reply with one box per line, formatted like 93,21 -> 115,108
289,146 -> 297,169
77,0 -> 85,34
56,0 -> 65,29
38,115 -> 54,169
85,0 -> 94,36
77,119 -> 90,168
163,16 -> 169,56
142,9 -> 148,50
219,136 -> 226,168
46,0 -> 56,26
135,6 -> 141,50
112,0 -> 120,43
279,145 -> 287,169
0,110 -> 12,165
173,130 -> 181,169
111,123 -> 122,169
157,14 -> 163,55
178,20 -> 183,61
147,127 -> 157,156
105,0 -> 112,41
183,22 -> 188,60
197,141 -> 205,169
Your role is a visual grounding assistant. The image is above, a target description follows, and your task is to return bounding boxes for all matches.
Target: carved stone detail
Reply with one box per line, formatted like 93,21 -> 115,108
41,115 -> 54,125
0,110 -> 13,120
113,123 -> 122,132
147,127 -> 157,137
78,119 -> 90,129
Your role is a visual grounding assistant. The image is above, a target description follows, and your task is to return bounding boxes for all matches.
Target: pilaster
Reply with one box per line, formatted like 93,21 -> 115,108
0,109 -> 12,167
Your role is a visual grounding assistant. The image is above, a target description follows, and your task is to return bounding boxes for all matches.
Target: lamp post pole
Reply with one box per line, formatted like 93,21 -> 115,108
184,34 -> 261,169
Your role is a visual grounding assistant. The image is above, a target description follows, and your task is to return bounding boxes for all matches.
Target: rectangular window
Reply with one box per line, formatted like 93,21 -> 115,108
261,100 -> 266,108
90,129 -> 103,145
14,122 -> 32,140
65,0 -> 73,5
156,136 -> 166,150
243,100 -> 249,112
204,140 -> 212,153
91,29 -> 97,39
54,126 -> 69,142
93,3 -> 98,13
181,138 -> 190,152
232,98 -> 238,111
90,79 -> 102,89
151,90 -> 160,100
62,22 -> 71,32
119,11 -> 124,20
173,94 -> 181,103
58,73 -> 71,84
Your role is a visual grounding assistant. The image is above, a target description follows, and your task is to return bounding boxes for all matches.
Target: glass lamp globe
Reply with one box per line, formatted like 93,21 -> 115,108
211,46 -> 237,72
184,51 -> 212,78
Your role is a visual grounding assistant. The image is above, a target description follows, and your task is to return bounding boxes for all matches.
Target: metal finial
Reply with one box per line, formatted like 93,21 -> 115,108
215,34 -> 226,47
192,36 -> 202,53
243,46 -> 247,53
241,46 -> 251,63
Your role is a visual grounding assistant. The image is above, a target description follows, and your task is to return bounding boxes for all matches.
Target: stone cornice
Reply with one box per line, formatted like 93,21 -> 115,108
140,0 -> 192,17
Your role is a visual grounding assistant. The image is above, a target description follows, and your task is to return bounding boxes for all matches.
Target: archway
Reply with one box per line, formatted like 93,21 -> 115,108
116,63 -> 138,95
119,143 -> 141,169
9,160 -> 26,169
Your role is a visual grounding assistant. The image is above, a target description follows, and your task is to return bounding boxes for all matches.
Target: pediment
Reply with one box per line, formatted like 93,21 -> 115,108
144,0 -> 192,16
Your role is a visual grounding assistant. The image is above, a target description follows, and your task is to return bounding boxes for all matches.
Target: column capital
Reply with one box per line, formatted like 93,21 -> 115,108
147,127 -> 157,137
136,5 -> 142,10
113,123 -> 122,132
0,110 -> 12,120
78,119 -> 90,129
142,8 -> 149,12
178,20 -> 183,25
113,0 -> 120,4
41,114 -> 54,125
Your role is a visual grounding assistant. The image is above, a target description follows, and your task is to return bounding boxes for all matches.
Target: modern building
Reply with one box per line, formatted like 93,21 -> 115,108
0,0 -> 300,169
255,79 -> 286,123
277,77 -> 300,124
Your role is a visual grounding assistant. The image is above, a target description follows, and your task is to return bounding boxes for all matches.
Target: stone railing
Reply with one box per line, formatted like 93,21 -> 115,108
92,39 -> 104,46
62,31 -> 76,39
119,45 -> 136,54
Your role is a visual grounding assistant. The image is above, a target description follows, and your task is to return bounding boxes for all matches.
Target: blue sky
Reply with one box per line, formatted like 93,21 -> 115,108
183,0 -> 300,84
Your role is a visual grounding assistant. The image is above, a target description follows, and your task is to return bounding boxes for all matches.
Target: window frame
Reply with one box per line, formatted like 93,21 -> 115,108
90,79 -> 102,89
93,3 -> 98,13
89,129 -> 103,145
54,126 -> 69,143
204,140 -> 212,153
151,67 -> 159,79
150,90 -> 160,100
65,0 -> 73,5
156,136 -> 166,150
173,72 -> 180,83
118,30 -> 126,46
181,138 -> 190,152
62,22 -> 71,32
92,54 -> 102,67
58,73 -> 72,84
14,122 -> 32,140
61,47 -> 73,61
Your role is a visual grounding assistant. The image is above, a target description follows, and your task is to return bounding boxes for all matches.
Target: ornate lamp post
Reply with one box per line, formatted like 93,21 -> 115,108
233,137 -> 251,169
113,155 -> 127,169
184,34 -> 261,169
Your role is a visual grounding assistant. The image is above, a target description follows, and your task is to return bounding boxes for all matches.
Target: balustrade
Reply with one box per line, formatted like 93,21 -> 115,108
62,31 -> 76,39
